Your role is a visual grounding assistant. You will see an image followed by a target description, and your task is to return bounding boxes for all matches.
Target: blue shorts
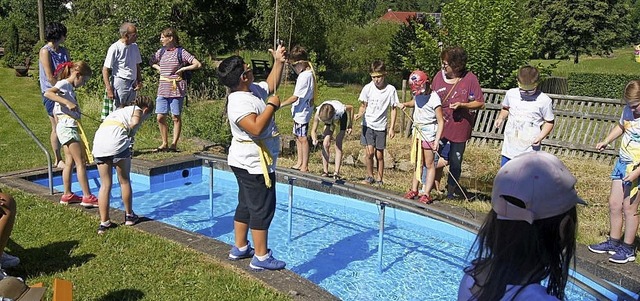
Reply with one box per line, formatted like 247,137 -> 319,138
438,139 -> 452,161
155,96 -> 184,116
611,158 -> 640,188
42,96 -> 55,117
94,148 -> 131,165
293,122 -> 309,137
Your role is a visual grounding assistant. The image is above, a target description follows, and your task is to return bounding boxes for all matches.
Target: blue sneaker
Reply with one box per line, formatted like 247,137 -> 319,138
609,244 -> 637,264
249,250 -> 286,271
588,238 -> 620,254
228,243 -> 255,261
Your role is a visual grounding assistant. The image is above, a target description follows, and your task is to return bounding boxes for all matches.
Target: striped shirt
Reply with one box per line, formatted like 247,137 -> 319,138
150,47 -> 195,98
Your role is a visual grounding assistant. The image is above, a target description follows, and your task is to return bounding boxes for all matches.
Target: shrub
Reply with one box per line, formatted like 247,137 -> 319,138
567,72 -> 637,98
182,101 -> 231,146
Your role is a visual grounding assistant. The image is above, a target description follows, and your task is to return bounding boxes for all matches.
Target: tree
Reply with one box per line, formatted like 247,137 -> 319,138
389,17 -> 441,78
528,0 -> 631,63
439,0 -> 541,88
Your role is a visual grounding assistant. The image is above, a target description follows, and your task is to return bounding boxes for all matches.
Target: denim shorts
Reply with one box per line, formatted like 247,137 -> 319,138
155,96 -> 184,116
42,96 -> 55,117
94,148 -> 131,165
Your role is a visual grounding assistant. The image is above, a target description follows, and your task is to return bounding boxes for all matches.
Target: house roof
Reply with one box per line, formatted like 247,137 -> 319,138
380,11 -> 417,24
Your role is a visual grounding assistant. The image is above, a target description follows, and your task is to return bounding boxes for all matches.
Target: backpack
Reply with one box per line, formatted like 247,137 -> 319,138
158,46 -> 193,84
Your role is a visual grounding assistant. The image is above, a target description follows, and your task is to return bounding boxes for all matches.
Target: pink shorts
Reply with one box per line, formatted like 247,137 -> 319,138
421,140 -> 436,150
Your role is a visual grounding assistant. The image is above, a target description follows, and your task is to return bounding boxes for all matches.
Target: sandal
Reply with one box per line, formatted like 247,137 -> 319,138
418,195 -> 434,205
321,172 -> 330,177
403,190 -> 419,200
333,173 -> 343,180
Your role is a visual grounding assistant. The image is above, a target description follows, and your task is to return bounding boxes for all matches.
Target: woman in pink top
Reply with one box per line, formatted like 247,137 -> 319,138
431,47 -> 484,198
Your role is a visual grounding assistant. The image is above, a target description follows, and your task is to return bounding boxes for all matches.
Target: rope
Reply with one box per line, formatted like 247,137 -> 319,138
398,107 -> 470,202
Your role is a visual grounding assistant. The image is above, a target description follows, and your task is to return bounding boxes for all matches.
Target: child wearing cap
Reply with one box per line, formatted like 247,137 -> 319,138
588,80 -> 640,264
494,66 -> 555,166
280,45 -> 315,173
354,60 -> 399,185
310,100 -> 354,179
397,70 -> 444,204
216,45 -> 287,271
458,151 -> 583,300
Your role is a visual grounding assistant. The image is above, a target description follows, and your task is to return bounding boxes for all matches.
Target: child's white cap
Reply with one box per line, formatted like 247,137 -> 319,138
491,151 -> 586,224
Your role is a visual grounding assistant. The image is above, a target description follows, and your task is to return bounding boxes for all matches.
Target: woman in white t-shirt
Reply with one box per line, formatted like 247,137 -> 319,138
92,96 -> 154,234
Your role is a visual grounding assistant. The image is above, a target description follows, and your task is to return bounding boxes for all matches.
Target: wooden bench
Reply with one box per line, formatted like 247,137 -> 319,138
250,59 -> 271,79
471,88 -> 622,161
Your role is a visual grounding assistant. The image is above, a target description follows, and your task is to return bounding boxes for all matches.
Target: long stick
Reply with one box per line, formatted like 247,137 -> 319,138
399,107 -> 470,202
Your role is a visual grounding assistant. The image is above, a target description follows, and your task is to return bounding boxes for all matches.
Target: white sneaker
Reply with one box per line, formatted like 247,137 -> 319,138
1,253 -> 20,268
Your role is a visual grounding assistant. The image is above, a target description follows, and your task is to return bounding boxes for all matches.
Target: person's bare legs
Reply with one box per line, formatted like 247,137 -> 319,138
363,145 -> 375,181
49,115 -> 62,166
375,149 -> 384,182
297,136 -> 309,172
116,158 -> 133,215
334,130 -> 345,176
622,187 -> 640,245
234,221 -> 251,250
157,113 -> 169,149
608,180 -> 625,240
423,150 -> 436,196
61,144 -> 74,195
251,229 -> 268,256
0,192 -> 17,256
170,114 -> 182,150
68,142 -> 91,196
97,162 -> 113,222
321,134 -> 332,174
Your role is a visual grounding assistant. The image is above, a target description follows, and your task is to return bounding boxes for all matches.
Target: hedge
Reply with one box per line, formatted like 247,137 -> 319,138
568,72 -> 639,99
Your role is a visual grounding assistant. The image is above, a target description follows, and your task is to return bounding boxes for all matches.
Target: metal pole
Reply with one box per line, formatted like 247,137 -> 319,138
0,96 -> 53,194
286,176 -> 296,242
378,201 -> 387,273
208,160 -> 214,218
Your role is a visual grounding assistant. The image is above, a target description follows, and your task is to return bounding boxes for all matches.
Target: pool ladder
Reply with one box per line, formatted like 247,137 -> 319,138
0,95 -> 54,194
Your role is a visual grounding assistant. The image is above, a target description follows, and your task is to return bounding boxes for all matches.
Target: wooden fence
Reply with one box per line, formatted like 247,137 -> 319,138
471,88 -> 623,161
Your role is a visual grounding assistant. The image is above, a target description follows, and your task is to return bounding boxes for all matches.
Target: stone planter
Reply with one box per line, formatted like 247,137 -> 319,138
14,66 -> 28,77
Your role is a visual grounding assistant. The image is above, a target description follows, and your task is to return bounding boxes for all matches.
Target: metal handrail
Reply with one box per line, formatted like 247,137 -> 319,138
0,95 -> 53,194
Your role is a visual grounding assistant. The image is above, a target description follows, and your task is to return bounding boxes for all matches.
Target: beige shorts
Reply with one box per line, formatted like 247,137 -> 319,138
56,124 -> 80,145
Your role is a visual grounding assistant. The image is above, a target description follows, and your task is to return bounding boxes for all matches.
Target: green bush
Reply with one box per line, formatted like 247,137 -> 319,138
567,72 -> 638,98
182,101 -> 231,146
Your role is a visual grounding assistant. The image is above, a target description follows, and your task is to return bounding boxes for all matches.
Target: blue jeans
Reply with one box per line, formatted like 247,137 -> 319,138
440,138 -> 466,193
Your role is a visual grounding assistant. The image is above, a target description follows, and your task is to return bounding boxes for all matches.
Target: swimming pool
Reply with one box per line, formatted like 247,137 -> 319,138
33,165 -> 612,300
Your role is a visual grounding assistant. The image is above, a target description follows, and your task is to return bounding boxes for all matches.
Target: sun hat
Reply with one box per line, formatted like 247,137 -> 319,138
491,151 -> 586,224
409,70 -> 430,95
0,277 -> 45,301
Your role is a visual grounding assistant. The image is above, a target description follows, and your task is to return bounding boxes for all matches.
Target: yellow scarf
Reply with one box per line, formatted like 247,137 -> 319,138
410,127 -> 423,183
160,75 -> 183,91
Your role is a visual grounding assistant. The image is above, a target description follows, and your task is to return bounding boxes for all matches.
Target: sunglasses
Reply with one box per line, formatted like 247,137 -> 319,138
240,63 -> 252,78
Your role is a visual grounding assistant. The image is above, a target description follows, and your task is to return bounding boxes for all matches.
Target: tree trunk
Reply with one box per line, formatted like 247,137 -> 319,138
574,51 -> 579,64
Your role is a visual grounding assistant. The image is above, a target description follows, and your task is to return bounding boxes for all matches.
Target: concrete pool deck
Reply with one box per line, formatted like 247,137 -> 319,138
1,154 -> 639,300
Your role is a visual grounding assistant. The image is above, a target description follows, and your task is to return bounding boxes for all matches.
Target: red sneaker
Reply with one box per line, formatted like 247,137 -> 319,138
60,194 -> 82,205
403,190 -> 419,200
80,194 -> 99,208
418,195 -> 434,205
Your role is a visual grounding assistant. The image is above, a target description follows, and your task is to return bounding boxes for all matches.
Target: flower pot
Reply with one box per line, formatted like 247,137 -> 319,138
14,66 -> 28,77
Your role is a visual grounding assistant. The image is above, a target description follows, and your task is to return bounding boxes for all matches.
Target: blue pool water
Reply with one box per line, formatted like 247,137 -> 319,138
35,166 -> 604,300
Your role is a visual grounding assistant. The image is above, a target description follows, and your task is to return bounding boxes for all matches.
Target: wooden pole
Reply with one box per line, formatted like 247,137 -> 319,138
38,0 -> 45,42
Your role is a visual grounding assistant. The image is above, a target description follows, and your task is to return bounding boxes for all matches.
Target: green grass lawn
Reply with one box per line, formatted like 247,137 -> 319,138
530,46 -> 640,76
0,67 -> 290,300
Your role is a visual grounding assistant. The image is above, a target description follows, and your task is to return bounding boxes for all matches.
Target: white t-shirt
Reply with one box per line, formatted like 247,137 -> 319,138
103,40 -> 143,80
52,79 -> 80,127
618,105 -> 640,163
358,82 -> 399,131
227,82 -> 281,174
92,106 -> 139,157
291,70 -> 314,124
501,88 -> 554,159
458,273 -> 560,301
316,100 -> 346,121
412,91 -> 442,141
